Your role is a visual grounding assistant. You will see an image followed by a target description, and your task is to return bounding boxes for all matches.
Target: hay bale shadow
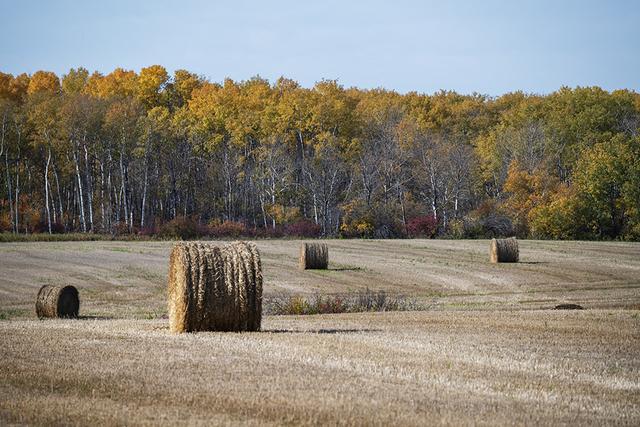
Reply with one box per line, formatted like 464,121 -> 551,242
78,315 -> 115,320
265,328 -> 381,334
554,303 -> 584,310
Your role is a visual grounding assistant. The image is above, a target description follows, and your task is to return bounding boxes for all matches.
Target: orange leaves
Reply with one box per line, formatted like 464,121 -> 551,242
27,71 -> 60,95
136,65 -> 168,108
85,68 -> 138,99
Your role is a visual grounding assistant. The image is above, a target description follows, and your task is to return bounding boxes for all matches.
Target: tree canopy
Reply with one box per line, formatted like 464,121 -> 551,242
1,66 -> 638,240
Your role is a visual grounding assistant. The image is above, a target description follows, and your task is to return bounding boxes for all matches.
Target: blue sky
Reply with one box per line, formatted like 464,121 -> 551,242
1,0 -> 638,95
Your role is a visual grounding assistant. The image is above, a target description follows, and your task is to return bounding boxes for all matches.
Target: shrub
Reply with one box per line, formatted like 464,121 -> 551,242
256,225 -> 284,238
265,289 -> 420,315
0,232 -> 151,242
0,208 -> 11,232
286,219 -> 321,237
112,221 -> 132,236
138,225 -> 159,237
34,221 -> 65,234
159,216 -> 199,240
313,294 -> 348,314
340,218 -> 375,238
209,220 -> 247,238
480,212 -> 514,237
459,201 -> 514,238
407,215 -> 437,238
269,295 -> 311,315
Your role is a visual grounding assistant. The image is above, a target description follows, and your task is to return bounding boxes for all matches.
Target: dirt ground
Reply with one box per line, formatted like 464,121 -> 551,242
1,239 -> 639,425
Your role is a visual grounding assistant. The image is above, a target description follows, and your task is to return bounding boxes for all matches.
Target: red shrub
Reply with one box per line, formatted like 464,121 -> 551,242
285,220 -> 321,238
210,220 -> 247,238
159,217 -> 198,240
407,215 -> 437,238
138,225 -> 158,237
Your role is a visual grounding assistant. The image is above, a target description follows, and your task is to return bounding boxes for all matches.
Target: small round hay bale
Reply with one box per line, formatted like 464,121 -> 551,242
168,241 -> 262,333
489,237 -> 519,263
35,285 -> 79,318
299,242 -> 328,270
554,303 -> 584,310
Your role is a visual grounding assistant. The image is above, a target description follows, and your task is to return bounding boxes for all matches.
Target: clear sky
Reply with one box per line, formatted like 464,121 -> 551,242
1,0 -> 638,95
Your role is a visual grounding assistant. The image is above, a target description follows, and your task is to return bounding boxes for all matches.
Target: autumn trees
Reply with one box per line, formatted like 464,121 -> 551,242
0,66 -> 638,240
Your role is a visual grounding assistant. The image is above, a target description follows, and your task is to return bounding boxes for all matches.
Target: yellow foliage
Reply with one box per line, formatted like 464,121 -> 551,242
266,204 -> 300,225
503,161 -> 557,234
27,71 -> 60,95
528,185 -> 579,239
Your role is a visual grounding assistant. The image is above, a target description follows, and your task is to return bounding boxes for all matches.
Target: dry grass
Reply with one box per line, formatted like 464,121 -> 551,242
266,289 -> 420,315
1,239 -> 639,320
0,310 -> 638,425
1,239 -> 640,424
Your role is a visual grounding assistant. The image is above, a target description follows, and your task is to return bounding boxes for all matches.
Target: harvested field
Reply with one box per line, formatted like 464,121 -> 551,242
0,239 -> 639,424
0,311 -> 638,425
0,239 -> 639,319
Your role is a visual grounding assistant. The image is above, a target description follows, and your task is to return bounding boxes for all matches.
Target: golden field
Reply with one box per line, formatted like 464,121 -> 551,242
1,239 -> 639,425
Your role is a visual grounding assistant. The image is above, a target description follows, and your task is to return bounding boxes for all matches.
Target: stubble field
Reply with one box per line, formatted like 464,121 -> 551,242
1,239 -> 639,425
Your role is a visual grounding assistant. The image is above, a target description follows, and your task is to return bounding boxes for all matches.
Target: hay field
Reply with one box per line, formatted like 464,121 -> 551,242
1,239 -> 639,318
1,239 -> 639,424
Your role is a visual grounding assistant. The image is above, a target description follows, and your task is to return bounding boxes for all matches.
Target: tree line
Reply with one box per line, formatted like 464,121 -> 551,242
1,66 -> 639,240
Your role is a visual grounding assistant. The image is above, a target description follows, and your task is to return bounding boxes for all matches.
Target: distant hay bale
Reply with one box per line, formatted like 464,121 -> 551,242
35,285 -> 79,318
489,237 -> 519,263
554,303 -> 584,310
168,241 -> 262,333
299,242 -> 328,270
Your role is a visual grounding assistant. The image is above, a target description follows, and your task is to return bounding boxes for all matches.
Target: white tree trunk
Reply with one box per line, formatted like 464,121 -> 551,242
44,146 -> 52,234
84,143 -> 94,231
73,147 -> 86,232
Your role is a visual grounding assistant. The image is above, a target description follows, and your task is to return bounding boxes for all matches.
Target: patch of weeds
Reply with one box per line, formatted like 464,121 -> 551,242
134,308 -> 166,320
0,308 -> 28,320
330,263 -> 364,272
266,288 -> 422,315
309,269 -> 331,276
443,301 -> 492,309
425,291 -> 446,298
107,246 -> 133,253
0,232 -> 153,243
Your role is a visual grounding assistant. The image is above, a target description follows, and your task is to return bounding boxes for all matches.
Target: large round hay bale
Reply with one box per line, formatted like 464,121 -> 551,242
299,242 -> 328,270
35,285 -> 79,318
168,241 -> 262,333
489,237 -> 519,263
